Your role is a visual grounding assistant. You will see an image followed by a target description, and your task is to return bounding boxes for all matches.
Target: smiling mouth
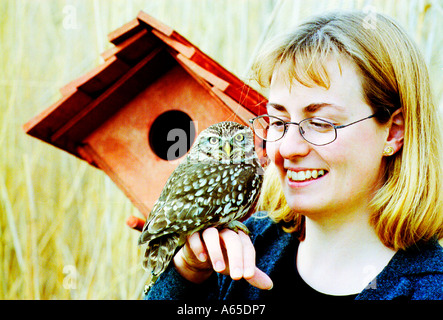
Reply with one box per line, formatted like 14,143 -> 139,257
287,169 -> 327,182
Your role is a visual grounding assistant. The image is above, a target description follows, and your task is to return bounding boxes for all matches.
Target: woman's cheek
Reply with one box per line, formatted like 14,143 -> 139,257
266,142 -> 280,164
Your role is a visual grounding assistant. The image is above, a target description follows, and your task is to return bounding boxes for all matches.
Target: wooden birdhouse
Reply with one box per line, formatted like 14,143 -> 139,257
23,11 -> 268,221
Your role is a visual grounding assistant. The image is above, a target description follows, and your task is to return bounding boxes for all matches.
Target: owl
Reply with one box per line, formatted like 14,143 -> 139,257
138,121 -> 263,282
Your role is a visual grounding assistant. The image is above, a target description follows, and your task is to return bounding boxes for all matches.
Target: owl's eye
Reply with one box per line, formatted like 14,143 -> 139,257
209,137 -> 219,145
234,133 -> 244,142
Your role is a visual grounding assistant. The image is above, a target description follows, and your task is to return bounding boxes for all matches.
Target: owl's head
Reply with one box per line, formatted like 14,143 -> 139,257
187,121 -> 258,164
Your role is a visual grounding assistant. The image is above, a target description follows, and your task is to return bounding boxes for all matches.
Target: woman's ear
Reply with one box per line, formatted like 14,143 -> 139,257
384,108 -> 404,155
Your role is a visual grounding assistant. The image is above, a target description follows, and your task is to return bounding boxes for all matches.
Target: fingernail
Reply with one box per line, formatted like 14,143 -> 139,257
214,261 -> 225,272
198,253 -> 207,262
231,268 -> 243,280
243,267 -> 255,279
267,282 -> 274,290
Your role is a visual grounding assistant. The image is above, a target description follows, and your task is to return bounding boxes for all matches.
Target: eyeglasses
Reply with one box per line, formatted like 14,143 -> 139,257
249,114 -> 377,146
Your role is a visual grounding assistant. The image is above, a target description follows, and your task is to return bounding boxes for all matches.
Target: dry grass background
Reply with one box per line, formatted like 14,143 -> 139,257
1,0 -> 442,300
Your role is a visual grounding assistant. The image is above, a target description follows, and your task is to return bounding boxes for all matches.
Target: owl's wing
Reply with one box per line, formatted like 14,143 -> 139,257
138,161 -> 262,245
138,161 -> 214,244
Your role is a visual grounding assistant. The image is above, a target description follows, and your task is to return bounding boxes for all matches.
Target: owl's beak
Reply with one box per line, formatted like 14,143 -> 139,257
223,142 -> 231,157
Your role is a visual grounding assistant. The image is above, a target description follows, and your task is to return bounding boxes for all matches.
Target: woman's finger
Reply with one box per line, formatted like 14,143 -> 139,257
187,231 -> 208,262
238,231 -> 256,279
245,267 -> 274,290
202,228 -> 226,273
219,229 -> 244,280
199,227 -> 273,291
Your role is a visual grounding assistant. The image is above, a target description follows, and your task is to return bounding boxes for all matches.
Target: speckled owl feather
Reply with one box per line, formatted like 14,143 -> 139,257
138,121 -> 263,278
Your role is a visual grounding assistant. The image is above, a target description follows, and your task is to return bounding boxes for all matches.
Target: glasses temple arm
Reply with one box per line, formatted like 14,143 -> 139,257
334,114 -> 377,129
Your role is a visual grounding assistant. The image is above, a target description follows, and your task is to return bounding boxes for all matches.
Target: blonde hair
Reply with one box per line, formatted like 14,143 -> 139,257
253,11 -> 443,250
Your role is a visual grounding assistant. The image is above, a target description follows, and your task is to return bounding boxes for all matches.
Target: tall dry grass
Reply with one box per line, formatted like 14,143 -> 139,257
1,0 -> 442,299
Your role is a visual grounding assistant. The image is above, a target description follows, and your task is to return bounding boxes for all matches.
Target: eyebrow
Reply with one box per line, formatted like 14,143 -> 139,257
304,103 -> 344,113
266,103 -> 287,112
266,102 -> 344,114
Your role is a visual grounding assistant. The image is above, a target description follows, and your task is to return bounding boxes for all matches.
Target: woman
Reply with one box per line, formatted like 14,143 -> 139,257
146,11 -> 443,300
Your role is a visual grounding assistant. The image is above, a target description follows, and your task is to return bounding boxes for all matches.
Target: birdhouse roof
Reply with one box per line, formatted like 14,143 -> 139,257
23,11 -> 267,161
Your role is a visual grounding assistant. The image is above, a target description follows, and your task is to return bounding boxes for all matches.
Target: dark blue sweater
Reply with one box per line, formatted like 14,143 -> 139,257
146,213 -> 443,300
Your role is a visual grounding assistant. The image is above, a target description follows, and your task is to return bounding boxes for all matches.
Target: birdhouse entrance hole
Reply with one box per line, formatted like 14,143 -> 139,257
149,110 -> 196,161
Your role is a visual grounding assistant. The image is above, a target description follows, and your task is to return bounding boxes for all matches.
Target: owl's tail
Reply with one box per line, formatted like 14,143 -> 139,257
142,234 -> 181,277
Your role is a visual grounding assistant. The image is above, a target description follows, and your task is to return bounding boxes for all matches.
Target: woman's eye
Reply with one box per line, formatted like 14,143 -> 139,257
307,119 -> 334,132
269,120 -> 285,130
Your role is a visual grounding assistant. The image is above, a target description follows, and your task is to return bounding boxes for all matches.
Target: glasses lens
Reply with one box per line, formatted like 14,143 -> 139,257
251,116 -> 268,140
252,116 -> 286,142
300,118 -> 336,145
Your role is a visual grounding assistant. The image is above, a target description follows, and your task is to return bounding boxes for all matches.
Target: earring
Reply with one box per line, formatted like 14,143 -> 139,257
383,146 -> 395,156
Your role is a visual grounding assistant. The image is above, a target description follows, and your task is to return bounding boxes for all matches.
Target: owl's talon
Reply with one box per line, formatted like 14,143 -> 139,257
225,220 -> 250,235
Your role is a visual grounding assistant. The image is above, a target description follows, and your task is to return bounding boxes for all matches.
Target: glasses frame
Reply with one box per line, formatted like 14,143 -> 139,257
249,114 -> 378,146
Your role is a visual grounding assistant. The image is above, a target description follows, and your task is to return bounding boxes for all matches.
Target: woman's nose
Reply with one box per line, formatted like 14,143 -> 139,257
278,124 -> 311,159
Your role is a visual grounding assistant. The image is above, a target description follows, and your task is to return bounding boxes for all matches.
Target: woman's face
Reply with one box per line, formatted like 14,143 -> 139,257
266,56 -> 390,220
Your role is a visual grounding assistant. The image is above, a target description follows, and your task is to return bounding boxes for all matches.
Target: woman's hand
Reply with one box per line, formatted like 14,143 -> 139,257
173,227 -> 273,290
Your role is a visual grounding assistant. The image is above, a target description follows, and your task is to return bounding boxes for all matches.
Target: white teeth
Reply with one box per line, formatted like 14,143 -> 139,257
287,169 -> 326,182
311,170 -> 318,179
297,171 -> 305,181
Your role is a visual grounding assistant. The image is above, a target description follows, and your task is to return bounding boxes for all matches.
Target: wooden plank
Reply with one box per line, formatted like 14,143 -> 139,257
189,50 -> 243,87
166,57 -> 238,123
23,90 -> 93,142
136,11 -> 267,115
224,84 -> 268,116
101,29 -> 160,65
50,47 -> 176,153
76,144 -> 99,168
137,11 -> 174,37
151,29 -> 195,59
155,31 -> 268,115
175,53 -> 229,91
137,11 -> 195,54
181,46 -> 267,115
210,87 -> 255,123
126,216 -> 145,231
107,18 -> 144,45
174,52 -> 267,116
60,56 -> 131,96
